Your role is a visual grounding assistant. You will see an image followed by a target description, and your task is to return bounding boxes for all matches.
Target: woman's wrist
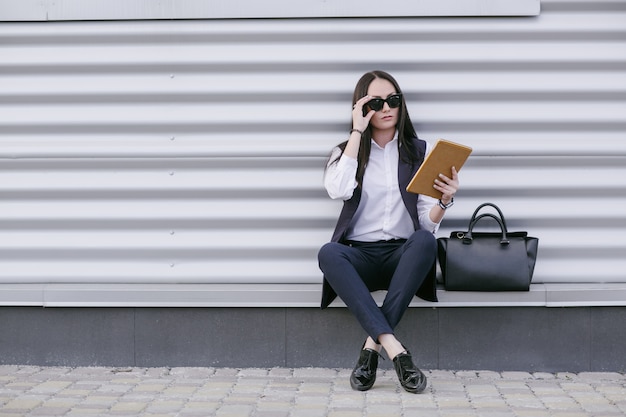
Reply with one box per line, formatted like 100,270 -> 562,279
438,197 -> 455,209
350,128 -> 363,135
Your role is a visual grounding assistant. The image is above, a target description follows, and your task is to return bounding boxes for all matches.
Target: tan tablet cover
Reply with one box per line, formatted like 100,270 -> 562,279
406,139 -> 472,199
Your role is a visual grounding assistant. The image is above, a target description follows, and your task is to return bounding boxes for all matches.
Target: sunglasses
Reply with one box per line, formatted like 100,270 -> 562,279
366,93 -> 402,112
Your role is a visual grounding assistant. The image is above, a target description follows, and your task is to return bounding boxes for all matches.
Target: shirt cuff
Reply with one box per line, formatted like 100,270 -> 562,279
418,195 -> 441,234
421,215 -> 441,234
337,153 -> 358,169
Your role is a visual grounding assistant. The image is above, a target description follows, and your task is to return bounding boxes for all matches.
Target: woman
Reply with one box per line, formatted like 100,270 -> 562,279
317,71 -> 459,394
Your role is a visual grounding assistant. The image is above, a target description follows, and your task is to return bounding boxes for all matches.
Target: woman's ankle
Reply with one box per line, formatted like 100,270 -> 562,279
378,334 -> 406,360
364,337 -> 382,353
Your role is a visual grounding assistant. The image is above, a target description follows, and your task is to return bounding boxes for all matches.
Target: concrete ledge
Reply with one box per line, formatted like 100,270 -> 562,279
1,283 -> 626,307
0,305 -> 624,371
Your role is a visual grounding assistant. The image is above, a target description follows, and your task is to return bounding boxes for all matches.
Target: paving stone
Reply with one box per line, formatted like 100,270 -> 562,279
456,371 -> 479,378
215,403 -> 254,416
110,401 -> 149,413
0,366 -> 623,417
578,372 -> 625,381
162,385 -> 198,397
28,407 -> 72,416
213,368 -> 239,377
290,409 -> 329,417
238,368 -> 270,377
501,372 -> 533,380
555,373 -> 578,381
268,368 -> 293,377
293,368 -> 339,379
532,373 -> 556,380
2,396 -> 45,411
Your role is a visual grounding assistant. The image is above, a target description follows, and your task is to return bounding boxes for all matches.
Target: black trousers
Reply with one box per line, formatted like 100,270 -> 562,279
318,229 -> 436,343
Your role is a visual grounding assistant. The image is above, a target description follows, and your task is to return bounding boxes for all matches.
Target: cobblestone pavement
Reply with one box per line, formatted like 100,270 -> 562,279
0,366 -> 624,417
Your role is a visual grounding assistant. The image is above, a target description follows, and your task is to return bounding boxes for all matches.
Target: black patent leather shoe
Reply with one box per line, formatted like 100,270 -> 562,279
393,351 -> 427,394
350,348 -> 380,391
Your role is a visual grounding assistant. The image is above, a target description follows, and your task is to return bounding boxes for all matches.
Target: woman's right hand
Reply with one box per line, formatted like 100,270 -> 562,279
351,95 -> 375,132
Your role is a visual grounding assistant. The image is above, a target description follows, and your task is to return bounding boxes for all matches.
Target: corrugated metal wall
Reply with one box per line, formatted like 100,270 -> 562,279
1,0 -> 625,307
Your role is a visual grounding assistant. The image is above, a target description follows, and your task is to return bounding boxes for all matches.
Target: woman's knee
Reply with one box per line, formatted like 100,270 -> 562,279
318,242 -> 344,265
407,230 -> 437,252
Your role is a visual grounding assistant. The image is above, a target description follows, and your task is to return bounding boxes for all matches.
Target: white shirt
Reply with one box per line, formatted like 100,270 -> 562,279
324,137 -> 440,241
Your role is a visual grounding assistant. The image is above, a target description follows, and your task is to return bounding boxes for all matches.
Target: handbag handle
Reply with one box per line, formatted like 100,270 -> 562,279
464,213 -> 510,245
469,202 -> 509,232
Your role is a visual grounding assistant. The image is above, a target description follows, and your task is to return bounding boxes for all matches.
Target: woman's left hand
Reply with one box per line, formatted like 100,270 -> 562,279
434,166 -> 459,204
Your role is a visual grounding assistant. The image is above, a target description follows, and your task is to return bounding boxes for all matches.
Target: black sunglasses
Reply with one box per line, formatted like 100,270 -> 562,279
367,93 -> 402,112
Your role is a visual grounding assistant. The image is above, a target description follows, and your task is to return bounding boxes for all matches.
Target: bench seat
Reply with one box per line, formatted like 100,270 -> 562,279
1,282 -> 625,308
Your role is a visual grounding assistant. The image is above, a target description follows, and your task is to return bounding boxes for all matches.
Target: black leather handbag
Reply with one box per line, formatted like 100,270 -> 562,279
437,202 -> 539,291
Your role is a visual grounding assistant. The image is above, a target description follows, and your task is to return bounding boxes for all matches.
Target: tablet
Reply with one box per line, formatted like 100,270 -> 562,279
406,139 -> 472,199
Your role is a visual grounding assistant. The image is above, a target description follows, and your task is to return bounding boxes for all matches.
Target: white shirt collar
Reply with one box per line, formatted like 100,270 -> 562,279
370,131 -> 398,150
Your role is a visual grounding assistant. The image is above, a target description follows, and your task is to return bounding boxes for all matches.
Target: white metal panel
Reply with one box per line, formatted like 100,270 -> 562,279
0,0 -> 540,21
0,0 -> 625,306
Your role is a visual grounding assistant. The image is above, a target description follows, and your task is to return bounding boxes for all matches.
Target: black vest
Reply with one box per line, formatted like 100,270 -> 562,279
321,138 -> 437,308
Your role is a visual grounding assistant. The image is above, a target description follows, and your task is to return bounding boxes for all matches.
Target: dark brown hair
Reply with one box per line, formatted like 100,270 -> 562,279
329,70 -> 423,185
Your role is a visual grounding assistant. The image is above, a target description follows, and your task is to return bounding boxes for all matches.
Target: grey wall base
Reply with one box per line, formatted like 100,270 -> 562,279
1,307 -> 624,373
